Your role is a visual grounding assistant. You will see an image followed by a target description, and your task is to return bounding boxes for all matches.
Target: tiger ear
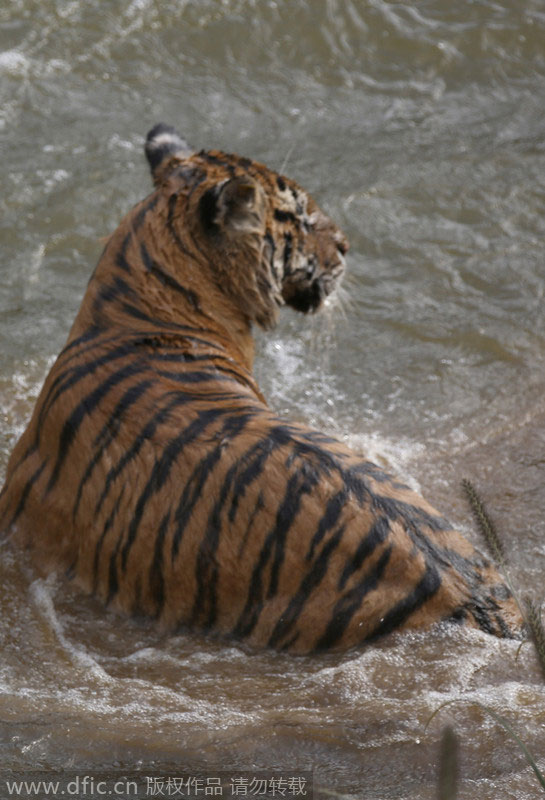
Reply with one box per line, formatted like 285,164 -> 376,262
208,176 -> 266,235
145,123 -> 194,183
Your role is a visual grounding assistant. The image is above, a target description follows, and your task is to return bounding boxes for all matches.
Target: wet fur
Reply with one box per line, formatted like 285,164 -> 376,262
0,124 -> 522,652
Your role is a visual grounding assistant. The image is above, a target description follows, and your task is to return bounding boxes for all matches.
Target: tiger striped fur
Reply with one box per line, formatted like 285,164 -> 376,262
0,124 -> 522,652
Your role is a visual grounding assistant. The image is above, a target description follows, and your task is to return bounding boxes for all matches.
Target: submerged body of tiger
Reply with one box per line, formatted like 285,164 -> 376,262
0,124 -> 522,652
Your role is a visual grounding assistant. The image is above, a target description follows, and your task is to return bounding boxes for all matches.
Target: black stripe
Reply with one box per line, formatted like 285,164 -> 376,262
94,391 -> 195,518
8,441 -> 39,482
228,437 -> 280,523
264,230 -> 275,255
57,325 -> 102,357
237,491 -> 265,557
268,467 -> 319,598
92,486 -> 126,595
133,194 -> 159,230
372,492 -> 449,533
306,489 -> 348,561
129,327 -> 231,350
274,208 -> 297,224
439,543 -> 489,588
337,516 -> 390,591
120,406 -> 233,574
140,242 -> 157,274
365,560 -> 442,642
93,378 -> 154,450
11,327 -> 110,468
283,232 -> 293,274
154,368 -> 242,386
72,379 -> 154,520
91,275 -> 138,318
286,429 -> 344,480
198,151 -> 236,176
302,429 -> 343,447
153,359 -> 260,395
188,413 -> 259,628
118,302 -> 208,331
226,424 -> 338,529
140,242 -> 201,312
119,302 -> 162,325
114,232 -> 132,273
45,359 -> 146,495
232,466 -> 319,640
315,545 -> 393,650
36,340 -> 140,435
33,335 -> 133,440
55,328 -> 127,374
140,348 -> 229,368
2,461 -> 46,529
231,539 -> 271,640
268,525 -> 345,649
403,517 -> 486,603
167,192 -> 193,257
351,460 -> 408,485
149,510 -> 171,618
466,601 -> 496,636
491,609 -> 512,638
373,493 -> 495,612
170,410 -> 256,562
106,529 -> 122,605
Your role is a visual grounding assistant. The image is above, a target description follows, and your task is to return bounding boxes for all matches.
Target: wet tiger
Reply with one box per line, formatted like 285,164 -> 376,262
0,124 -> 522,652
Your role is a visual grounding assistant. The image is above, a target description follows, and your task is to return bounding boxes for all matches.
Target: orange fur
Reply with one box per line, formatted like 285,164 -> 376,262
0,125 -> 522,652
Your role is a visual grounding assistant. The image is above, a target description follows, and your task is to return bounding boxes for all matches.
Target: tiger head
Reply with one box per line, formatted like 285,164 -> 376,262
144,124 -> 349,329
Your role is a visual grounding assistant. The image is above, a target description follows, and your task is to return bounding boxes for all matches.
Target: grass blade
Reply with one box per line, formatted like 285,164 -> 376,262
479,704 -> 545,791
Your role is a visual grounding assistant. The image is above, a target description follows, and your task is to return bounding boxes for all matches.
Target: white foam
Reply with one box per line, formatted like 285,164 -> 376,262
36,168 -> 70,193
108,133 -> 138,152
345,431 -> 425,491
1,357 -> 54,448
29,575 -> 112,681
0,50 -> 29,75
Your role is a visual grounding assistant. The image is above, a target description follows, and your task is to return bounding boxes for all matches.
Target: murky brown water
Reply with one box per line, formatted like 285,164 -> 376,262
1,1 -> 544,798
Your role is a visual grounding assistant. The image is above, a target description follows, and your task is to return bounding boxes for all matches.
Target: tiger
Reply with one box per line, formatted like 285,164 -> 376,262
0,123 -> 522,653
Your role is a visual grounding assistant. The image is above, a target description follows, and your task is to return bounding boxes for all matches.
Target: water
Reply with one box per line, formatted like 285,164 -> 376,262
1,1 -> 545,797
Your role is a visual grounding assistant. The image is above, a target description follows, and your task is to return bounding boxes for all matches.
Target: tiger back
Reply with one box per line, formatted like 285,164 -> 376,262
0,124 -> 522,652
